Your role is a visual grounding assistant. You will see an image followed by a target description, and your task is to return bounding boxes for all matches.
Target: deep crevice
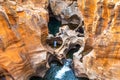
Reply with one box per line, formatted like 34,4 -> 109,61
48,3 -> 61,36
66,44 -> 81,59
48,53 -> 62,67
77,77 -> 89,80
0,75 -> 6,80
29,76 -> 42,80
68,14 -> 81,30
46,37 -> 63,49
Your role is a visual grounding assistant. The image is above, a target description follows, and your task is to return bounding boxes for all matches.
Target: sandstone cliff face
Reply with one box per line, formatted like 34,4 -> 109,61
75,0 -> 120,79
0,0 -> 49,80
0,0 -> 120,80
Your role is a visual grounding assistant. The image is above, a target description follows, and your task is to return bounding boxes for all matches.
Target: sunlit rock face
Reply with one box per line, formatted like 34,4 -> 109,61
0,0 -> 49,80
75,0 -> 120,80
0,0 -> 120,80
17,0 -> 48,8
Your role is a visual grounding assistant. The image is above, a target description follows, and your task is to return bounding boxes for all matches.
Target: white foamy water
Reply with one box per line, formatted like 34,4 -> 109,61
55,65 -> 71,79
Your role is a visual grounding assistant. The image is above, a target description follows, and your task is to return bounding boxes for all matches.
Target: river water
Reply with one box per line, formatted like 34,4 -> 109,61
30,16 -> 89,80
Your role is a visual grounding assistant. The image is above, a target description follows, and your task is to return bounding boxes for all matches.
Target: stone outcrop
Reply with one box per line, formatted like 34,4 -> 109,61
0,0 -> 120,80
74,0 -> 120,79
49,0 -> 83,28
0,0 -> 49,80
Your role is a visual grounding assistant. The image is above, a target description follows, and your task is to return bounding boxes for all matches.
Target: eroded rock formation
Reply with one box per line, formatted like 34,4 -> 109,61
75,0 -> 120,79
0,0 -> 120,80
0,0 -> 49,80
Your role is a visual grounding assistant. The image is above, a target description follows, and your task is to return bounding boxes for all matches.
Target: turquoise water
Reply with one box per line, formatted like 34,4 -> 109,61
44,59 -> 76,80
29,13 -> 88,80
43,59 -> 89,80
48,17 -> 61,36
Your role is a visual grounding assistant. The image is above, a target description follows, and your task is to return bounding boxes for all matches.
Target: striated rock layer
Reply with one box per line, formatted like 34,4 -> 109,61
0,0 -> 49,80
0,0 -> 120,80
75,0 -> 120,80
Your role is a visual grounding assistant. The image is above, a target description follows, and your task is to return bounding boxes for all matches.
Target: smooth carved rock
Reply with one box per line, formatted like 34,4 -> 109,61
75,0 -> 120,79
0,1 -> 49,80
0,0 -> 120,80
49,0 -> 83,27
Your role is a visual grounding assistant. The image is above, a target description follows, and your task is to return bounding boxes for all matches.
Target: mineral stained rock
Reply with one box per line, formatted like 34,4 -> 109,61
0,0 -> 120,80
75,0 -> 120,80
0,0 -> 49,80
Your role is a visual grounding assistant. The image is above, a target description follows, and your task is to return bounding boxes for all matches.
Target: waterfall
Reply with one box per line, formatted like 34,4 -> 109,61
55,65 -> 71,79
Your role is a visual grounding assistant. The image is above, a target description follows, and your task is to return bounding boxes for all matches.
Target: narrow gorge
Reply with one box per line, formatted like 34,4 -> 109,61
0,0 -> 119,80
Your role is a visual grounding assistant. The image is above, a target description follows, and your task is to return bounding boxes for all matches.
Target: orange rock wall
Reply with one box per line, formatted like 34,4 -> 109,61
77,0 -> 120,79
0,0 -> 49,80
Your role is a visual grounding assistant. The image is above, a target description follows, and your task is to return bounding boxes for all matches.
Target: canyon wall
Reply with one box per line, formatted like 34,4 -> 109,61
0,0 -> 120,80
75,0 -> 120,79
0,0 -> 49,80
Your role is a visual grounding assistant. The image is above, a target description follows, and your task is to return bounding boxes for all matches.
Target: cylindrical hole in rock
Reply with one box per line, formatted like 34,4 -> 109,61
66,44 -> 81,59
46,37 -> 63,49
0,71 -> 14,80
0,75 -> 13,80
76,21 -> 84,34
77,77 -> 89,80
0,75 -> 6,80
48,17 -> 61,36
68,14 -> 81,30
76,26 -> 84,34
48,3 -> 61,36
48,54 -> 62,67
29,76 -> 42,80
